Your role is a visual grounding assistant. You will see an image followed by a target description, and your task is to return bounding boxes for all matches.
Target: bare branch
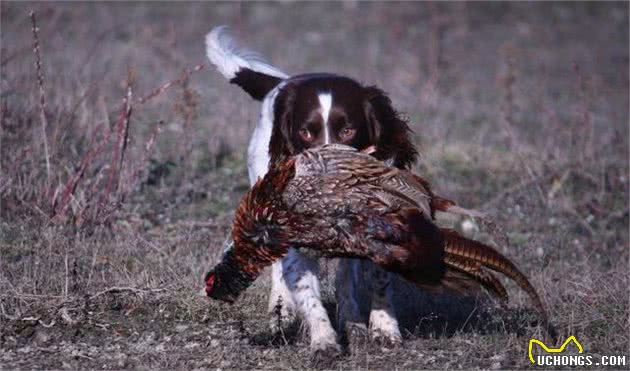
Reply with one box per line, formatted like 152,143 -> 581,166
29,10 -> 52,190
88,286 -> 166,301
137,63 -> 206,105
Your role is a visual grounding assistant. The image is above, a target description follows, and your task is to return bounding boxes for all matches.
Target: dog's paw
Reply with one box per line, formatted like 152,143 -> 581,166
370,329 -> 403,348
368,309 -> 402,347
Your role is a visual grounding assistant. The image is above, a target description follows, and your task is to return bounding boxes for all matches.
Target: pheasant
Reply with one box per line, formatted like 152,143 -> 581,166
205,144 -> 555,338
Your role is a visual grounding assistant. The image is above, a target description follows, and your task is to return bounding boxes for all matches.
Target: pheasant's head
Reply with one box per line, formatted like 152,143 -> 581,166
204,248 -> 255,304
204,268 -> 237,303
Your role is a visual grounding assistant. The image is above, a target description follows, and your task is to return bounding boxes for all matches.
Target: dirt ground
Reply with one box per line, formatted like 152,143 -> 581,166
1,2 -> 628,370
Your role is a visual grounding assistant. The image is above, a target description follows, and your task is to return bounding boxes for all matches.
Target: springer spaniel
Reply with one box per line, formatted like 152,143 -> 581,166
205,26 -> 418,353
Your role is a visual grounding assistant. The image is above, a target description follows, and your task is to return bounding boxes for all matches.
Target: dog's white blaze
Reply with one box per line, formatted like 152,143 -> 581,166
318,93 -> 332,144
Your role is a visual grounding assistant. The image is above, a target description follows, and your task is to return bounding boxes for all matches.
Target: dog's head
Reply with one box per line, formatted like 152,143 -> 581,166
269,74 -> 417,169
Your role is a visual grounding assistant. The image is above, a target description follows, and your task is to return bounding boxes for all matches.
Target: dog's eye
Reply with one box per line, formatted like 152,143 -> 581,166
299,129 -> 313,141
340,128 -> 356,140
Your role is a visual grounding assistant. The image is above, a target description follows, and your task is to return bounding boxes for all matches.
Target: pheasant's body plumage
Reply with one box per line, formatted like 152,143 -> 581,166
206,144 -> 554,337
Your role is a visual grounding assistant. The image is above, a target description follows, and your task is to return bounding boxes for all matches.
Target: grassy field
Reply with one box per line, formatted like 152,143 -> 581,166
1,2 -> 628,369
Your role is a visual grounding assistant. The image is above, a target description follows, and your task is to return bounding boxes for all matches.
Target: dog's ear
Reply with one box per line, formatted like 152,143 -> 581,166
269,84 -> 297,167
363,86 -> 418,169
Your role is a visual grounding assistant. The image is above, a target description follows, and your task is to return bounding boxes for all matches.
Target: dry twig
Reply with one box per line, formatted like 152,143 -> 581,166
30,10 -> 52,189
99,76 -> 133,214
88,286 -> 166,301
137,63 -> 206,105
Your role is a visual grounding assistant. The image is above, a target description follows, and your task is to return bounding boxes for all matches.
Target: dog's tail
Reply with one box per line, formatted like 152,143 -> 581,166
206,26 -> 288,101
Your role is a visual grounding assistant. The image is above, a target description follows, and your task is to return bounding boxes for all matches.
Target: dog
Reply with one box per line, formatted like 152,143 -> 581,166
205,26 -> 418,353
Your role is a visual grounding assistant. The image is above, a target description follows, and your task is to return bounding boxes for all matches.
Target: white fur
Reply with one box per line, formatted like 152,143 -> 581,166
318,93 -> 332,144
206,26 -> 288,80
369,308 -> 402,341
247,81 -> 286,185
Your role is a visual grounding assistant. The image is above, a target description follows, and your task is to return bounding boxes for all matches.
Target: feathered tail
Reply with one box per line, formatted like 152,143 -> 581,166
439,228 -> 557,340
205,26 -> 288,100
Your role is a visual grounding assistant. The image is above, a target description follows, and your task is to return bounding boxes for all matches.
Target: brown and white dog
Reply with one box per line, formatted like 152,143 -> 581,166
205,26 -> 418,353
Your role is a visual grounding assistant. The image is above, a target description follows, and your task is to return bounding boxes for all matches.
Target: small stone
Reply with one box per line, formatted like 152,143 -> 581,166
185,342 -> 200,349
174,324 -> 188,333
220,360 -> 231,367
461,219 -> 478,236
33,328 -> 51,345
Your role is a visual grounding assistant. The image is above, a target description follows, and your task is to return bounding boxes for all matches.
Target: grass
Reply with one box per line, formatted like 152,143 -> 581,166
1,2 -> 628,369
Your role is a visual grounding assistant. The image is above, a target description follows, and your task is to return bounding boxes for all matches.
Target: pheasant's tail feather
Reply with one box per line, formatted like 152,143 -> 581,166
443,254 -> 509,306
437,269 -> 482,294
472,269 -> 509,306
440,228 -> 556,340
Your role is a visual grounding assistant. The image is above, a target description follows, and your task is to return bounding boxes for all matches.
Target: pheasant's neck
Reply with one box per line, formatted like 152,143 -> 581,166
212,248 -> 257,300
232,220 -> 292,273
221,158 -> 296,299
233,190 -> 294,274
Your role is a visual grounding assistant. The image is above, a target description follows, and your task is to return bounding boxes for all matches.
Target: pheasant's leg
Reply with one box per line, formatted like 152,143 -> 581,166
336,259 -> 369,345
268,259 -> 297,333
368,264 -> 402,344
283,249 -> 340,353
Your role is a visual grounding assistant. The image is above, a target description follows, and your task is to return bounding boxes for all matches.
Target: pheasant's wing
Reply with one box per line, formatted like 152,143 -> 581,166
297,145 -> 489,221
296,145 -> 434,215
284,173 -> 390,214
310,147 -> 432,212
296,144 -> 395,182
283,173 -> 397,259
377,170 -> 433,216
285,204 -> 446,279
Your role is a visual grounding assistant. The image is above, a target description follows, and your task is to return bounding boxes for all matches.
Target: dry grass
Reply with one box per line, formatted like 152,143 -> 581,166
1,2 -> 628,369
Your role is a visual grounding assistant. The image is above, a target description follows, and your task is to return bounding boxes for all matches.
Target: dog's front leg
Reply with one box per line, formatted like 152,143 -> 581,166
282,248 -> 340,355
336,258 -> 369,345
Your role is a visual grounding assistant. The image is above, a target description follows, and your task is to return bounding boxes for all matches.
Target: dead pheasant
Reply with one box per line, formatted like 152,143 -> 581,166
205,144 -> 555,338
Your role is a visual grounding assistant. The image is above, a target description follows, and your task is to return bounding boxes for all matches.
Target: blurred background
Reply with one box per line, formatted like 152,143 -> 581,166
1,2 -> 628,369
